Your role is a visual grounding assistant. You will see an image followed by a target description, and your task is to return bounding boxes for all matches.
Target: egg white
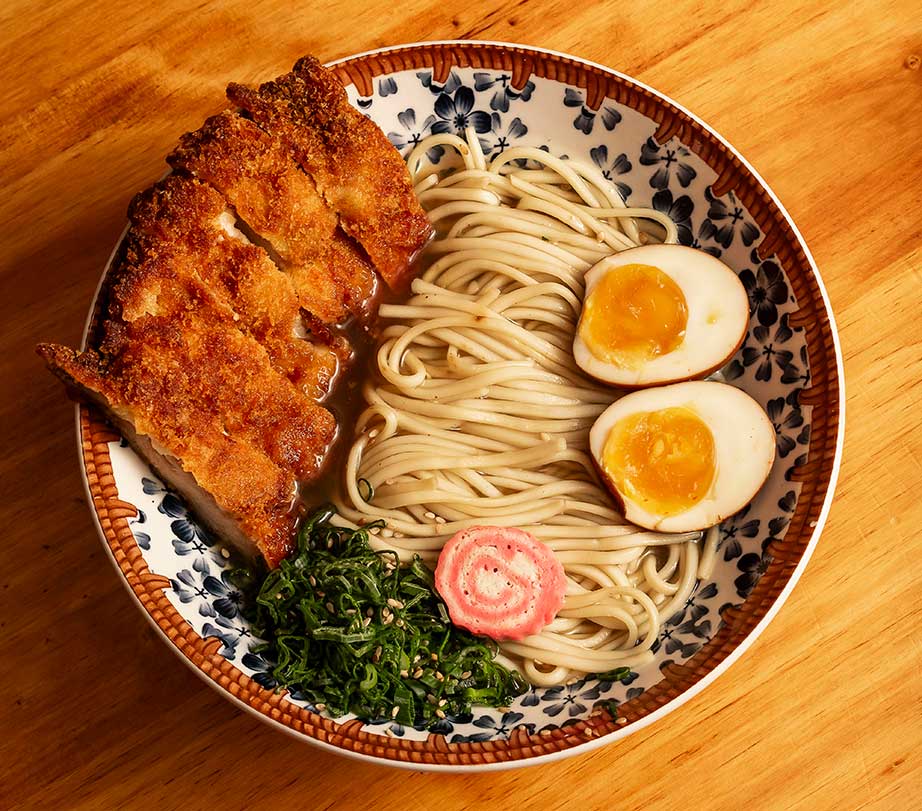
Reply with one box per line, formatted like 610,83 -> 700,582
573,244 -> 749,387
589,381 -> 776,532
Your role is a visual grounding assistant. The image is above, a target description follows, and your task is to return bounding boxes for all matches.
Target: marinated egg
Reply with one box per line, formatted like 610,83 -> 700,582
573,244 -> 748,387
589,381 -> 776,532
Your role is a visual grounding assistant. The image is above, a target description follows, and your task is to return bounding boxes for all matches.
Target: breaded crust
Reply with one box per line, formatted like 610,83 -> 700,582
37,342 -> 302,567
117,174 -> 344,399
99,268 -> 336,480
167,111 -> 377,320
227,57 -> 432,289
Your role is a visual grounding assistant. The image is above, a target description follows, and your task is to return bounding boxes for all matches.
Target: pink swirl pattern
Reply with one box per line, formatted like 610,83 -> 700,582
435,527 -> 567,640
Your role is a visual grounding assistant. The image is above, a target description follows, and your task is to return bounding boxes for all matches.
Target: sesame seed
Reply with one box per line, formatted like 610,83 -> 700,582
345,608 -> 356,615
435,709 -> 446,719
363,617 -> 372,627
497,706 -> 510,714
383,614 -> 394,625
395,619 -> 405,628
325,602 -> 335,613
372,646 -> 382,663
366,608 -> 375,617
430,653 -> 439,661
369,429 -> 380,439
540,729 -> 552,738
399,670 -> 409,678
438,699 -> 447,707
220,547 -> 230,559
616,717 -> 628,725
385,727 -> 396,737
315,703 -> 326,712
434,672 -> 444,682
424,511 -> 436,520
387,598 -> 404,609
426,694 -> 438,705
413,655 -> 421,663
460,671 -> 472,680
412,668 -> 424,679
308,576 -> 316,587
391,706 -> 400,718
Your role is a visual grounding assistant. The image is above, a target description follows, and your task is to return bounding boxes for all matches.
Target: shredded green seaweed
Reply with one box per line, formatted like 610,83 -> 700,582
233,506 -> 528,728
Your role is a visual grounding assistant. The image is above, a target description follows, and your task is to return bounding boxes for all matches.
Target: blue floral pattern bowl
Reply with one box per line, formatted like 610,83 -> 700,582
77,42 -> 843,770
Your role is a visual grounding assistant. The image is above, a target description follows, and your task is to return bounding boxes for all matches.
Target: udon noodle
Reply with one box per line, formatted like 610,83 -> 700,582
337,129 -> 720,686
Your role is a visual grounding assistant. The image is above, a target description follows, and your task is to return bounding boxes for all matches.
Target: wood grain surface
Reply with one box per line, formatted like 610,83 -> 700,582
1,1 -> 920,808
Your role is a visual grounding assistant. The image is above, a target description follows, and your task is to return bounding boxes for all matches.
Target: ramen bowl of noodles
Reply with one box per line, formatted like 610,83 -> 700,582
75,41 -> 843,769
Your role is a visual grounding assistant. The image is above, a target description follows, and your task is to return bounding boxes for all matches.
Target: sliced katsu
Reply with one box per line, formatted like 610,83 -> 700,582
38,53 -> 431,568
227,56 -> 432,288
38,283 -> 336,566
121,173 -> 345,399
167,111 -> 378,322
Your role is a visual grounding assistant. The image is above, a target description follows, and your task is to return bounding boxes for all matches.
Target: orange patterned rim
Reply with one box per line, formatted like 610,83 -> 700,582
77,42 -> 843,769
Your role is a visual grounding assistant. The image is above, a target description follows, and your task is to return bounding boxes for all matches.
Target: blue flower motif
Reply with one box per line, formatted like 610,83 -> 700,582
451,711 -> 529,742
486,112 -> 527,155
521,688 -> 541,707
539,682 -> 603,718
157,492 -> 187,518
170,568 -> 202,604
697,187 -> 759,249
203,569 -> 245,619
241,646 -> 278,690
128,508 -> 150,550
739,256 -> 788,327
386,108 -> 443,163
762,489 -> 798,551
766,390 -> 804,458
742,314 -> 795,382
781,343 -> 810,386
719,504 -> 760,561
202,615 -> 245,658
655,625 -> 700,658
688,230 -> 723,258
141,477 -> 164,495
563,88 -> 621,135
652,189 -> 694,245
431,87 -> 492,136
735,551 -> 772,598
639,137 -> 697,189
589,144 -> 632,201
473,72 -> 535,112
378,77 -> 397,97
417,70 -> 462,95
785,451 -> 809,482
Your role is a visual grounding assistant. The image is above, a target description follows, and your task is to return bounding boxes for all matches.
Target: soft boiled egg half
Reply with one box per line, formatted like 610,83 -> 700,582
589,381 -> 776,532
573,244 -> 748,387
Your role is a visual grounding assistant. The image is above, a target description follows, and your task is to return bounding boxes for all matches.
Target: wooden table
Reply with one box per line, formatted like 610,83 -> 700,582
2,1 -> 920,808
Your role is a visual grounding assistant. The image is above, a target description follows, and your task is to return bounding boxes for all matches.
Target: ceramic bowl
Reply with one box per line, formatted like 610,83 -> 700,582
77,41 -> 844,770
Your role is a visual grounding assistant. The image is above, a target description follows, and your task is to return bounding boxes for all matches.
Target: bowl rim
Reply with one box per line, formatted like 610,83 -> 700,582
74,39 -> 845,772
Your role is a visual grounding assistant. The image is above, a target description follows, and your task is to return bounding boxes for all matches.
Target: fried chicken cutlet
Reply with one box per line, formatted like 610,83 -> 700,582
38,276 -> 336,565
40,53 -> 431,569
168,111 -> 377,322
227,56 -> 431,289
120,173 -> 346,399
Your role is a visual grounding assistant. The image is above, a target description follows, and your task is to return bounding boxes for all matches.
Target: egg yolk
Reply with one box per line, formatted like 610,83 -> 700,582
601,407 -> 716,517
579,264 -> 688,369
